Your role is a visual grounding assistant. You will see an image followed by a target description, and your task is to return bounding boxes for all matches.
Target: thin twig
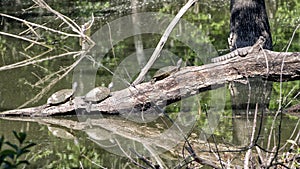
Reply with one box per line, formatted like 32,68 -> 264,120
18,52 -> 83,108
0,13 -> 80,38
33,0 -> 81,35
244,103 -> 258,168
282,86 -> 298,107
268,110 -> 283,167
132,0 -> 198,85
33,0 -> 95,46
0,51 -> 79,71
0,31 -> 51,48
129,148 -> 157,169
279,119 -> 300,151
285,23 -> 300,52
81,154 -> 107,169
114,139 -> 147,169
107,22 -> 117,66
265,53 -> 288,166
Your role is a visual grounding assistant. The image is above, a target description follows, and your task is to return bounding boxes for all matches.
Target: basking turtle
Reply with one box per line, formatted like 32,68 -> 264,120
47,89 -> 74,105
152,58 -> 182,82
84,86 -> 110,103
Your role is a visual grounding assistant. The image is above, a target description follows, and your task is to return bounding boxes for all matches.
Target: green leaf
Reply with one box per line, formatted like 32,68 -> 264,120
22,143 -> 36,150
13,131 -> 26,144
3,161 -> 16,169
0,136 -> 4,150
16,160 -> 30,166
0,154 -> 6,164
0,149 -> 16,158
16,149 -> 30,158
5,142 -> 18,151
3,160 -> 15,169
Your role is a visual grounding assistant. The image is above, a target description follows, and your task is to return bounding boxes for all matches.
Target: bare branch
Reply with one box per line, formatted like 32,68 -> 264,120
18,52 -> 84,108
132,0 -> 198,85
0,13 -> 81,38
0,31 -> 51,48
285,23 -> 300,52
0,51 -> 80,71
244,104 -> 258,168
33,0 -> 81,35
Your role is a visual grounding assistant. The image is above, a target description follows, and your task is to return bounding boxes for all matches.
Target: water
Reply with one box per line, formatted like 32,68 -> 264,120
0,114 -> 299,168
0,0 -> 299,168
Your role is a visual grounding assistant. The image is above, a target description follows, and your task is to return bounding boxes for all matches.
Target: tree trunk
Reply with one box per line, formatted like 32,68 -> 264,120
229,0 -> 273,114
229,0 -> 272,50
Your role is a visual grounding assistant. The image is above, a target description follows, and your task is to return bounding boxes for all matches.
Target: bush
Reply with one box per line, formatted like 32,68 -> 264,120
0,131 -> 36,169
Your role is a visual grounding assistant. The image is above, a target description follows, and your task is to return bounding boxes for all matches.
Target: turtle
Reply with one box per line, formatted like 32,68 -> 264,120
47,89 -> 74,105
152,58 -> 182,82
84,86 -> 110,103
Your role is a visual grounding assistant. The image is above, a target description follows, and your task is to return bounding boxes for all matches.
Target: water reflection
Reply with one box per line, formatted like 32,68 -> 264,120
0,113 -> 299,168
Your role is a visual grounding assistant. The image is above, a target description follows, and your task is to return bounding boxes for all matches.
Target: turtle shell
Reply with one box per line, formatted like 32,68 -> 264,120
47,89 -> 73,105
153,66 -> 178,81
85,87 -> 110,102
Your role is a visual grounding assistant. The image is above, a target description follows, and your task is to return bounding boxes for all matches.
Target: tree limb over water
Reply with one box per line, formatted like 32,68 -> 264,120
1,49 -> 300,116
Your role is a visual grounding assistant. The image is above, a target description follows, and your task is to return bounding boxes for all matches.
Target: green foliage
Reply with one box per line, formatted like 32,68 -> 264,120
269,81 -> 300,110
296,150 -> 300,168
32,137 -> 106,169
271,0 -> 300,52
285,139 -> 300,167
0,131 -> 36,169
75,1 -> 110,16
159,1 -> 230,65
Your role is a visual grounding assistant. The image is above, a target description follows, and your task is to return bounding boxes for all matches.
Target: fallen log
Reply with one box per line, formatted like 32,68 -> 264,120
1,49 -> 299,116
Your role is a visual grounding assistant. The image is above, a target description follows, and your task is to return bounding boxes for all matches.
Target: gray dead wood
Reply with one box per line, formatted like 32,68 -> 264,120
1,49 -> 299,116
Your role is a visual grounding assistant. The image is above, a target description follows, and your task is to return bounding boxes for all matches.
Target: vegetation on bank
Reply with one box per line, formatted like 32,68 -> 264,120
0,131 -> 36,169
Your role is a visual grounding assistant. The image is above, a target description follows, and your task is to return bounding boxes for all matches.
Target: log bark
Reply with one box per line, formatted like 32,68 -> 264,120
1,49 -> 299,117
